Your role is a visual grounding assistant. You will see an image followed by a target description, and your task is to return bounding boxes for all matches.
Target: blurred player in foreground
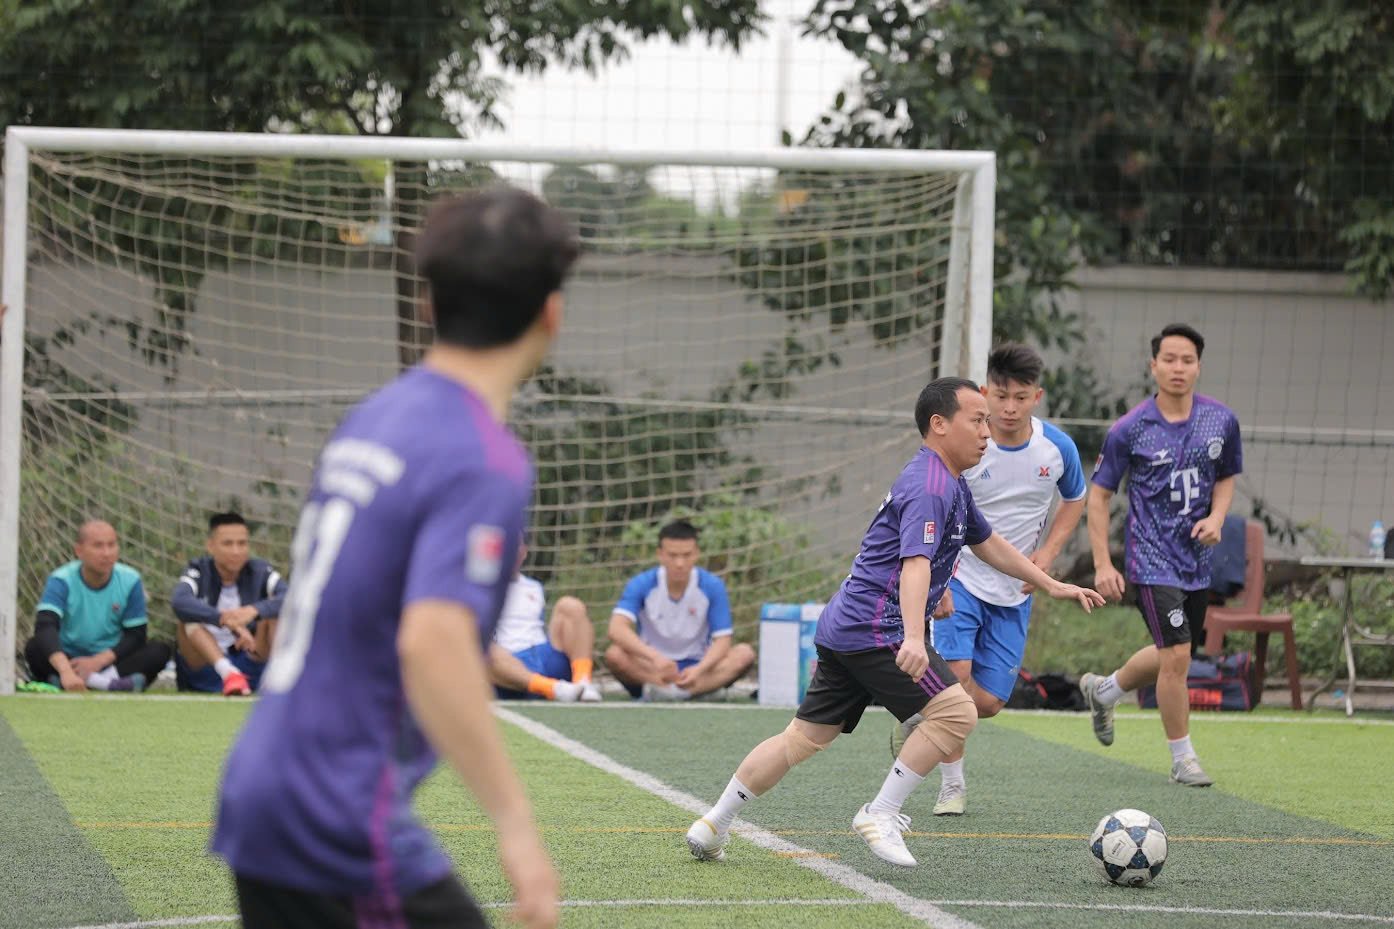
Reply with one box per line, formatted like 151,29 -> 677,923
213,188 -> 578,929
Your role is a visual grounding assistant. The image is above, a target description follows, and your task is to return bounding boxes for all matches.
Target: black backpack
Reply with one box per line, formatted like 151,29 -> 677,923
1006,670 -> 1087,711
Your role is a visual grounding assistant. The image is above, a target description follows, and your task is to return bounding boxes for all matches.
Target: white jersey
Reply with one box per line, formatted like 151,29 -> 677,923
955,416 -> 1086,607
492,574 -> 548,653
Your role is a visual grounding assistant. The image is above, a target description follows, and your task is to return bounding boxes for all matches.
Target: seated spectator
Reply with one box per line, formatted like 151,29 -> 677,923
172,512 -> 286,696
604,520 -> 755,700
489,546 -> 601,702
24,519 -> 170,692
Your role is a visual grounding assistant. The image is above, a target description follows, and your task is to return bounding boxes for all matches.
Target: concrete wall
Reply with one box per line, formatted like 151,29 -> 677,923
1060,266 -> 1394,556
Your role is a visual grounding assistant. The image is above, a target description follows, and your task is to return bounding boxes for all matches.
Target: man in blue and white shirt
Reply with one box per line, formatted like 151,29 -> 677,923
605,520 -> 755,700
895,343 -> 1087,816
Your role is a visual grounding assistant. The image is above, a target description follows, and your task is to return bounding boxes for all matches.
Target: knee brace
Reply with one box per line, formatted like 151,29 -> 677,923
910,686 -> 978,757
781,720 -> 826,768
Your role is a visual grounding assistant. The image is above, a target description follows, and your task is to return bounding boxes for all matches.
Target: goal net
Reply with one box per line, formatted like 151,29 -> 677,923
1,129 -> 995,693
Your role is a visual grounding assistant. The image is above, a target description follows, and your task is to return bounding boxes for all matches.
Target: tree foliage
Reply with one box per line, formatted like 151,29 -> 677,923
0,0 -> 766,364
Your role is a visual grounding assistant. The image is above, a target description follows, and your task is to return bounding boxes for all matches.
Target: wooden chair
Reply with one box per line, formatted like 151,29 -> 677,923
1203,520 -> 1302,709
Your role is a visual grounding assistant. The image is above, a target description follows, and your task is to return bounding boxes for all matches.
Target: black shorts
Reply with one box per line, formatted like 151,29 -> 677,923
235,873 -> 486,929
1135,585 -> 1208,649
796,642 -> 956,733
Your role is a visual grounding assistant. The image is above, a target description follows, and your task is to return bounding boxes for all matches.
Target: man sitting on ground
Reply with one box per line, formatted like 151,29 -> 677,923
604,520 -> 755,700
490,546 -> 601,702
172,512 -> 286,696
24,519 -> 170,692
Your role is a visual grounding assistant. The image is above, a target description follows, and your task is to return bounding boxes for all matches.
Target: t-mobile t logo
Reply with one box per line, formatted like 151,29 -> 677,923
1169,467 -> 1201,515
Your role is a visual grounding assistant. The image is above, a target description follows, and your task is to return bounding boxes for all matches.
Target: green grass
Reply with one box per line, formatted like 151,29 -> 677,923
3,696 -> 1393,929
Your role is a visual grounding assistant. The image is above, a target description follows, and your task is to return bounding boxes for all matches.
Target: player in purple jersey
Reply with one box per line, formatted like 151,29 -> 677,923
685,379 -> 1104,868
212,189 -> 578,929
1079,324 -> 1242,787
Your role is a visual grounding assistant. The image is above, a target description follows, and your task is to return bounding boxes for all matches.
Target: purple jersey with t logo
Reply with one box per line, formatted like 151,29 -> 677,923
816,446 -> 991,652
1092,394 -> 1242,590
212,367 -> 532,897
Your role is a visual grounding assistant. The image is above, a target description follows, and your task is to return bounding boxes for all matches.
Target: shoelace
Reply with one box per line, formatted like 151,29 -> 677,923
870,811 -> 912,836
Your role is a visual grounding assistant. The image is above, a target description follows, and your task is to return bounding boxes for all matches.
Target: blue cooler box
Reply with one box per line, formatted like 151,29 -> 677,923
758,602 -> 824,706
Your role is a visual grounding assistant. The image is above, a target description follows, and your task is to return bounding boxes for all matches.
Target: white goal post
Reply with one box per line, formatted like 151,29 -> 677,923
1,126 -> 995,695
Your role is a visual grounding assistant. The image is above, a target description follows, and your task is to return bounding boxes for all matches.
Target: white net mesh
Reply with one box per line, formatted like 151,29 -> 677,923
8,143 -> 981,677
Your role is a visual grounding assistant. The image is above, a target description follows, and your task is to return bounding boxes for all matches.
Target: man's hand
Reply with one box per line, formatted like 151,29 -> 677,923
1093,563 -> 1126,602
59,669 -> 88,692
650,655 -> 679,684
1191,514 -> 1224,547
69,654 -> 109,678
932,588 -> 955,619
674,664 -> 701,689
895,638 -> 930,682
1021,549 -> 1058,595
1047,581 -> 1107,612
220,606 -> 259,628
498,828 -> 560,929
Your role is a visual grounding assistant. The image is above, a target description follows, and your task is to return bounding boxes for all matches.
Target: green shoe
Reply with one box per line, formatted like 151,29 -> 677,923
889,713 -> 922,759
932,782 -> 966,816
17,680 -> 62,694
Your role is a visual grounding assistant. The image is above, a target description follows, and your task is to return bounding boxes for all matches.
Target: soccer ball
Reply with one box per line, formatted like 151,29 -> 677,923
1089,809 -> 1168,887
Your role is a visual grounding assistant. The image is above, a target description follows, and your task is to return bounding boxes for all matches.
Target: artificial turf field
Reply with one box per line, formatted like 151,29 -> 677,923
2,696 -> 1392,929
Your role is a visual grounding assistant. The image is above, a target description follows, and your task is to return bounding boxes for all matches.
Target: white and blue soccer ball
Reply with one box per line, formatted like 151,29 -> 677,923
1089,809 -> 1168,887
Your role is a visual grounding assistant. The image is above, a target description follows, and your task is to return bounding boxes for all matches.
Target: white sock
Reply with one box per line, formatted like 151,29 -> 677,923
552,680 -> 583,702
1168,736 -> 1194,763
1095,672 -> 1127,706
939,758 -> 965,788
709,777 -> 754,831
85,667 -> 119,690
213,658 -> 236,680
867,761 -> 925,816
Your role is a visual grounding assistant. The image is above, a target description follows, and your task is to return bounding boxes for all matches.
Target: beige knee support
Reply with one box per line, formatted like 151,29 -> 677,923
910,686 -> 978,757
780,720 -> 826,768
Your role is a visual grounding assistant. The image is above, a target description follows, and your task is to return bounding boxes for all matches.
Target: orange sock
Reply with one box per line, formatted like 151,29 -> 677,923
571,658 -> 593,684
527,674 -> 557,699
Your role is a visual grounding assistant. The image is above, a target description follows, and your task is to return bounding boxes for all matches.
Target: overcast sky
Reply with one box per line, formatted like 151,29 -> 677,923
475,1 -> 865,155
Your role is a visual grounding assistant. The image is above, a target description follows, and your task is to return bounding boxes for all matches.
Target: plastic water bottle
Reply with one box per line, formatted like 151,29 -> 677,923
1371,520 -> 1387,559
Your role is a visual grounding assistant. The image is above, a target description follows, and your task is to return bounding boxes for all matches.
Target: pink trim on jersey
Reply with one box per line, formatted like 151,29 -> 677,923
367,761 -> 408,929
459,386 -> 529,485
870,562 -> 902,649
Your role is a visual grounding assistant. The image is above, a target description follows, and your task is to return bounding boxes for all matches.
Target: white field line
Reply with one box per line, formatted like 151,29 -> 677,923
56,896 -> 1394,929
505,700 -> 1394,726
494,705 -> 982,929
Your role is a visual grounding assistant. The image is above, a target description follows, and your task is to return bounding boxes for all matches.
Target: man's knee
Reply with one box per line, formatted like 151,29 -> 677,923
1159,644 -> 1191,676
603,643 -> 634,677
730,642 -> 756,671
911,686 -> 978,756
780,719 -> 827,768
974,693 -> 1006,719
554,596 -> 588,622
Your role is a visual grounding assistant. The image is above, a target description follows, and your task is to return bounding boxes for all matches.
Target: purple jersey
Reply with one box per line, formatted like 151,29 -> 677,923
816,446 -> 991,652
212,367 -> 532,897
1092,394 -> 1242,590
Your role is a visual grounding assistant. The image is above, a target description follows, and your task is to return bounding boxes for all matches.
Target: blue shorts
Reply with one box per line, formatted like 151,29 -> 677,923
175,647 -> 265,693
495,642 -> 573,699
622,656 -> 700,699
929,577 -> 1031,704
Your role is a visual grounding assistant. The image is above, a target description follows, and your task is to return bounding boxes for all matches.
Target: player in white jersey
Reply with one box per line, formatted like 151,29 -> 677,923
489,546 -> 601,702
891,344 -> 1086,815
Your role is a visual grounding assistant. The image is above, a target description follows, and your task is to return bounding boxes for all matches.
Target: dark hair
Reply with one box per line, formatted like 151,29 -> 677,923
415,187 -> 580,349
914,377 -> 980,436
208,512 -> 247,534
986,342 -> 1044,387
1151,323 -> 1204,359
658,520 -> 700,545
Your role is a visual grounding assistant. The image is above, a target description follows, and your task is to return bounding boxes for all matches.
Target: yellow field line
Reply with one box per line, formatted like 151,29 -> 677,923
74,821 -> 1393,846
